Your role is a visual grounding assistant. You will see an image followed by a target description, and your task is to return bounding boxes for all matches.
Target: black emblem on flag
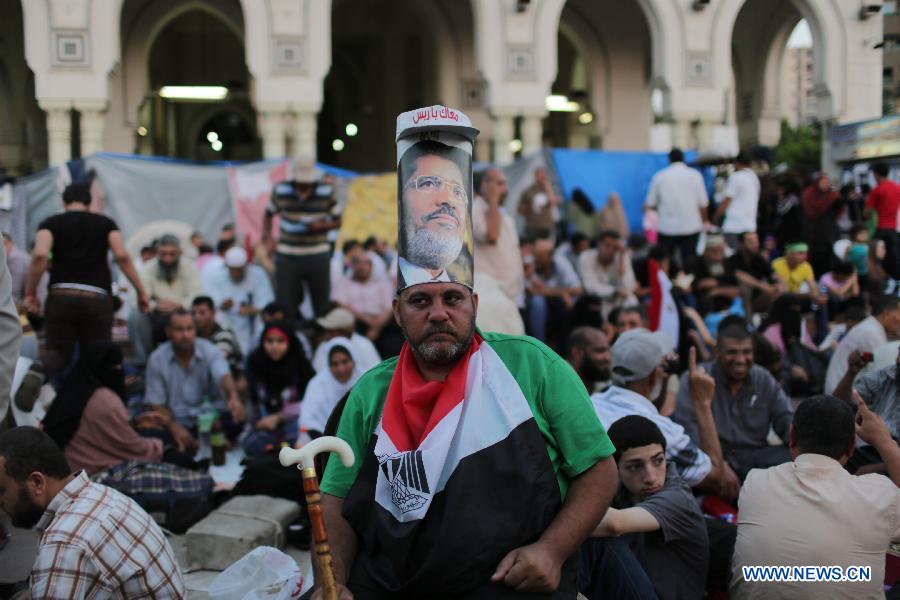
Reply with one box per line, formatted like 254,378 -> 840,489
378,450 -> 430,513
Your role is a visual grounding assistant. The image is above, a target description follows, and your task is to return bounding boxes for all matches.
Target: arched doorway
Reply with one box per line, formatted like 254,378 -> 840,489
319,0 -> 476,171
117,0 -> 259,160
551,0 -> 654,150
731,0 -> 818,148
0,0 -> 46,175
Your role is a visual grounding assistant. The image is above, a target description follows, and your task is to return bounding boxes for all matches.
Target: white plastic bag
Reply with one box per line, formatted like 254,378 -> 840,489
208,546 -> 303,600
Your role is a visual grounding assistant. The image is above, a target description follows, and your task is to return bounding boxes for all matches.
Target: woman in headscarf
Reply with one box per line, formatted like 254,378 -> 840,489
298,338 -> 362,444
42,342 -> 165,474
244,320 -> 315,455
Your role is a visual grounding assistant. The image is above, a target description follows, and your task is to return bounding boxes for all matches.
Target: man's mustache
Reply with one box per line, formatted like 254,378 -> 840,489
423,324 -> 459,338
424,204 -> 460,226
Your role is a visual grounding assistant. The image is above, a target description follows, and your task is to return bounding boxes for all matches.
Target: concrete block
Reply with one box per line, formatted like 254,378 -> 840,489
185,495 -> 301,571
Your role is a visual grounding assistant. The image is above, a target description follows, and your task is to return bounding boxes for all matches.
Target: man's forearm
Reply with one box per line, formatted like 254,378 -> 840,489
117,256 -> 146,299
537,457 -> 617,561
833,368 -> 858,403
220,374 -> 239,399
693,406 -> 725,484
262,212 -> 274,242
25,256 -> 48,296
320,493 -> 358,586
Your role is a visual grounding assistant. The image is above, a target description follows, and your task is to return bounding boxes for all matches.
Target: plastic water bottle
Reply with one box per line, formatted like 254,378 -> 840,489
196,398 -> 217,460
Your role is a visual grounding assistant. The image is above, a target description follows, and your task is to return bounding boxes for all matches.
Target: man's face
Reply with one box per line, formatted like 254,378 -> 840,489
882,308 -> 900,337
0,458 -> 45,529
191,304 -> 215,333
166,314 -> 196,353
350,252 -> 373,281
575,330 -> 611,383
534,168 -> 547,185
393,283 -> 477,366
228,266 -> 245,283
482,169 -> 509,204
741,233 -> 759,254
616,311 -> 643,333
597,237 -> 619,263
786,250 -> 807,268
403,154 -> 467,270
618,444 -> 667,500
717,336 -> 754,383
705,244 -> 725,263
157,244 -> 181,269
533,240 -> 554,271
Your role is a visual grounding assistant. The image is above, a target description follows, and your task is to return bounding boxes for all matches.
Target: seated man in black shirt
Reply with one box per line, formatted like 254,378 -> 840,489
725,232 -> 780,319
692,234 -> 739,315
590,415 -> 710,600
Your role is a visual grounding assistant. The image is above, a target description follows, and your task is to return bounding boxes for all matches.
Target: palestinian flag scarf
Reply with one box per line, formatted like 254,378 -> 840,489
342,337 -> 576,597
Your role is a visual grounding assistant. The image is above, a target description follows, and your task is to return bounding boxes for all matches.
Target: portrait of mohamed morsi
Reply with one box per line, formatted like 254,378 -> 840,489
396,138 -> 474,290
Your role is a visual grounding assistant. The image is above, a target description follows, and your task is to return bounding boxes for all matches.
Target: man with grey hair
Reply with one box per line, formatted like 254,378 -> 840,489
127,234 -> 202,368
398,142 -> 470,287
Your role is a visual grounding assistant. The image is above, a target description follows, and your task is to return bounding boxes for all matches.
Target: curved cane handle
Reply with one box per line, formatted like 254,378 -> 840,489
279,436 -> 355,471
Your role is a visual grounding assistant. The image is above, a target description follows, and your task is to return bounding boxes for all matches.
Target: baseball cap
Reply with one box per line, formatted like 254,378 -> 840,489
224,246 -> 248,268
611,329 -> 674,384
316,307 -> 355,331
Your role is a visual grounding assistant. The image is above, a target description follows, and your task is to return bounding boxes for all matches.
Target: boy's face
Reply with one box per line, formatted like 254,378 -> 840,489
618,443 -> 667,500
787,250 -> 807,267
855,231 -> 869,244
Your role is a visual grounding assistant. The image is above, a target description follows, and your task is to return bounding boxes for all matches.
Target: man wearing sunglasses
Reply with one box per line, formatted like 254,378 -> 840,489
398,141 -> 470,288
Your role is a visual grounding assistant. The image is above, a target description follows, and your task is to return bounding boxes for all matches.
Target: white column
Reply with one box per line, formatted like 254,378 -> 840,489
290,110 -> 318,161
492,114 -> 515,166
76,101 -> 108,156
259,109 -> 287,159
41,101 -> 72,166
521,113 -> 544,155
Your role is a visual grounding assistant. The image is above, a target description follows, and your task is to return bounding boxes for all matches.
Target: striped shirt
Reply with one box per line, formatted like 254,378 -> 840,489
32,471 -> 185,599
268,181 -> 340,256
591,385 -> 712,487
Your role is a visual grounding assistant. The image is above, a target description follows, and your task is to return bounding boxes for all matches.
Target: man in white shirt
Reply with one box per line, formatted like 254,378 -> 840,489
825,296 -> 900,393
330,246 -> 395,348
204,246 -> 274,354
731,394 -> 900,599
472,168 -> 524,307
591,329 -> 729,492
312,307 -> 381,373
715,153 -> 760,249
577,230 -> 637,318
644,148 -> 709,273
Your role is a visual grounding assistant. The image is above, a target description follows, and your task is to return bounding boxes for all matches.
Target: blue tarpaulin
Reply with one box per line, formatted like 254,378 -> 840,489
551,148 -> 704,233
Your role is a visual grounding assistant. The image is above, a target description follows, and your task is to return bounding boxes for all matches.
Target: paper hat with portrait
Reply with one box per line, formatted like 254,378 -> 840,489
395,106 -> 480,291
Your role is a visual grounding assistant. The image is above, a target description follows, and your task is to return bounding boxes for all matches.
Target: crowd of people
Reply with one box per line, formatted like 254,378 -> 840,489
0,146 -> 899,600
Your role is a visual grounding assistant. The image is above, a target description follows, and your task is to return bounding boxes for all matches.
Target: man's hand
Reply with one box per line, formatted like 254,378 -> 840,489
228,395 -> 246,422
255,413 -> 281,431
311,584 -> 353,600
238,304 -> 258,316
688,347 -> 715,411
24,292 -> 40,315
847,350 -> 872,376
220,298 -> 235,311
137,291 -> 150,314
156,299 -> 180,313
170,422 -> 197,453
719,463 -> 741,502
490,541 -> 562,593
854,391 -> 893,448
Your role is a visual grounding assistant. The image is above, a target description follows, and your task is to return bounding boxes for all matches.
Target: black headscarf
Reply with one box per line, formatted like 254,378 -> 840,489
43,342 -> 127,450
247,321 -> 315,407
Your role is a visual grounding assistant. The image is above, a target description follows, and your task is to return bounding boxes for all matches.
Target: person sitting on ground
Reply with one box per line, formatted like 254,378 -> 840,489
199,235 -> 236,290
673,321 -> 794,488
41,342 -> 164,475
819,260 -> 860,321
846,224 -> 870,289
0,426 -> 185,598
128,234 -> 202,368
191,295 -> 244,383
204,246 -> 274,354
578,230 -> 638,317
611,305 -> 647,340
525,238 -> 583,342
833,344 -> 900,473
591,415 -> 709,600
771,243 -> 825,306
825,295 -> 900,393
299,339 -> 362,444
243,321 -> 315,456
730,394 -> 900,600
726,232 -> 780,318
564,326 -> 612,394
330,245 -> 398,354
312,307 -> 381,374
592,329 -> 728,492
261,301 -> 314,360
143,308 -> 245,451
692,234 -> 740,316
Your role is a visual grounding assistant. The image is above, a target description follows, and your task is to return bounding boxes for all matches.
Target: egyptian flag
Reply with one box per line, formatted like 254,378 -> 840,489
340,335 -> 571,596
648,258 -> 679,348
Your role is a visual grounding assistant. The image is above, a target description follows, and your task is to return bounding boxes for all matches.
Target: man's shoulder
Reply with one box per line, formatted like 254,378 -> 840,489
147,341 -> 174,364
748,363 -> 780,389
44,482 -> 141,546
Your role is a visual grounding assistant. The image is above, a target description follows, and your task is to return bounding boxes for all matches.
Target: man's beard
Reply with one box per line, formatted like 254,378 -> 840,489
158,261 -> 180,283
404,212 -> 463,271
581,361 -> 610,386
401,318 -> 475,366
9,486 -> 44,529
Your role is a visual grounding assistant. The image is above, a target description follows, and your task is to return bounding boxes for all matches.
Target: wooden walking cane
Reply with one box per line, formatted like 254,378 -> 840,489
280,437 -> 355,600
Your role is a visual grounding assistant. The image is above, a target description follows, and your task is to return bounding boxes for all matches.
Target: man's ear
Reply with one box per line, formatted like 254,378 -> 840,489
25,471 -> 48,502
392,297 -> 401,327
471,291 -> 479,313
